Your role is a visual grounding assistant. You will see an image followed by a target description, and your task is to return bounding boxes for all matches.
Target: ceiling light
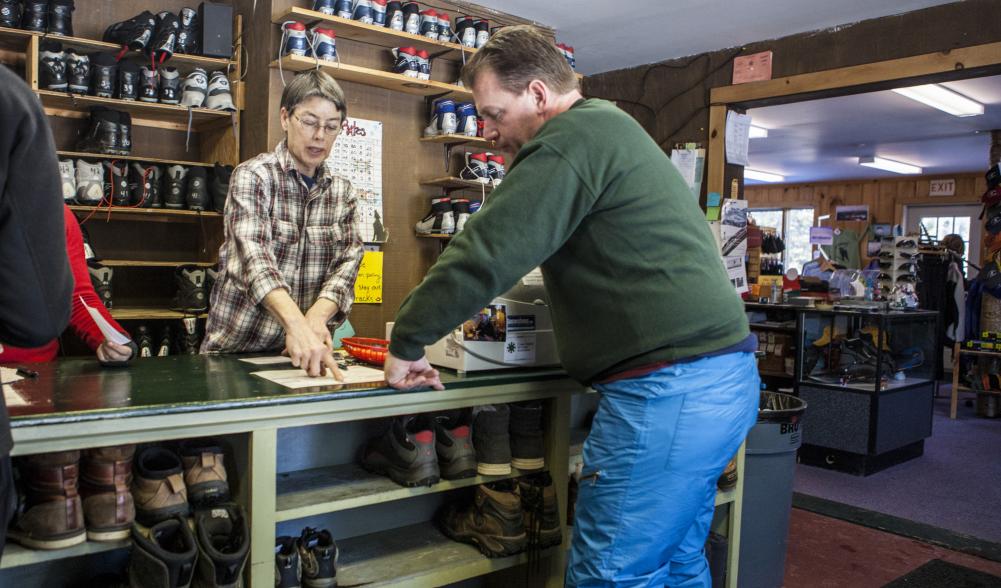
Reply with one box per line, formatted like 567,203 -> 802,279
859,156 -> 922,175
891,84 -> 984,117
744,168 -> 784,182
748,125 -> 769,138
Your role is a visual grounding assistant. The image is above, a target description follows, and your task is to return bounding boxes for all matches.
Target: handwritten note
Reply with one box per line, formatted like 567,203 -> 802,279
354,250 -> 383,304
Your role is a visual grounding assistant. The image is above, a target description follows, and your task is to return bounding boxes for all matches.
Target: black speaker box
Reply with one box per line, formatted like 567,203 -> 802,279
199,2 -> 233,59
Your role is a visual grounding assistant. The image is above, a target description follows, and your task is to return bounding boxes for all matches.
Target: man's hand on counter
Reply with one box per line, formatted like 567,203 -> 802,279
284,322 -> 344,380
384,353 -> 444,391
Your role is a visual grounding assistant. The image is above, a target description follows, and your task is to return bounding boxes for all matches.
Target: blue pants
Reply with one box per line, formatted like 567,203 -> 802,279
567,351 -> 759,587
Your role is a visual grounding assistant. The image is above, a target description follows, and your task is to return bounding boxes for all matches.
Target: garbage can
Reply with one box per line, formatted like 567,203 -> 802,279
737,391 -> 807,588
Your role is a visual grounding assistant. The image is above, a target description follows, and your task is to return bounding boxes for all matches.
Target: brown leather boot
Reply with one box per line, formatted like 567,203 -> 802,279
133,446 -> 189,526
178,439 -> 229,507
80,444 -> 136,542
438,479 -> 526,557
9,450 -> 87,550
518,472 -> 562,549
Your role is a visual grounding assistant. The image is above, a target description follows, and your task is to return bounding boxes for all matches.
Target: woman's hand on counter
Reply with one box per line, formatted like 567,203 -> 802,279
384,353 -> 444,391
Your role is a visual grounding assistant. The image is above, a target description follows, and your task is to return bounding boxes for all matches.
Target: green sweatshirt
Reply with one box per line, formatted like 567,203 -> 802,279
390,99 -> 749,384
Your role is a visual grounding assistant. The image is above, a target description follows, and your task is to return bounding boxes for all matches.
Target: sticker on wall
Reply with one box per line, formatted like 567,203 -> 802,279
504,332 -> 537,364
353,250 -> 383,304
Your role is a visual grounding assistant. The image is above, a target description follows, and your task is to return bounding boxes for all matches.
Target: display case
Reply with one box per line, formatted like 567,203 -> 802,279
796,308 -> 939,475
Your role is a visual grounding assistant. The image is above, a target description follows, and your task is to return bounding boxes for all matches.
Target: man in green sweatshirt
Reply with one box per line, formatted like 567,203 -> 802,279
386,26 -> 759,586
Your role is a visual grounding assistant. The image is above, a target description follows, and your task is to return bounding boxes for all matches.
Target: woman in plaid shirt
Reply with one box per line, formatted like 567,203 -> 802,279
201,71 -> 364,378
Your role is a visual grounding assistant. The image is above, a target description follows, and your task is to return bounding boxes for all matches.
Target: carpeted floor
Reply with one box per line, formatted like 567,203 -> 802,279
793,391 -> 1001,544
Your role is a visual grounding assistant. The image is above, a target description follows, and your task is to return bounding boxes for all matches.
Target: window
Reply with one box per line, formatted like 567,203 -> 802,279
919,215 -> 971,254
747,208 -> 815,274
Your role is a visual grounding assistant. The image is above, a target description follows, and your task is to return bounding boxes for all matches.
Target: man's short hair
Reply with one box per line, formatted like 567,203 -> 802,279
280,70 -> 347,120
460,25 -> 578,94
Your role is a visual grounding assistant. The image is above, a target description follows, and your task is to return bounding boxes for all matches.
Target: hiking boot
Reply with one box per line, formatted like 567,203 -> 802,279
148,11 -> 179,63
414,197 -> 454,235
185,166 -> 208,210
103,160 -> 130,205
298,527 -> 338,588
205,70 -> 235,111
9,450 -> 87,550
275,536 -> 302,588
140,65 -> 159,103
209,163 -> 232,213
77,107 -> 119,154
193,503 -> 249,588
65,49 -> 89,93
80,444 -> 136,542
178,438 -> 228,506
20,0 -> 46,32
473,404 -> 511,475
89,51 -> 118,98
360,415 -> 439,487
717,457 -> 737,491
157,325 -> 172,356
390,46 -> 418,78
173,265 -> 208,312
0,0 -> 22,28
117,59 -> 140,100
180,68 -> 207,108
47,0 -> 71,35
281,20 -> 308,57
438,480 -> 526,557
128,517 -> 197,588
76,159 -> 104,204
415,49 -> 430,80
452,199 -> 470,233
39,41 -> 67,92
180,316 -> 201,355
103,10 -> 156,52
459,152 -> 489,183
59,158 -> 76,203
88,262 -> 113,308
434,408 -> 476,480
308,26 -> 336,62
129,162 -> 160,207
164,164 -> 188,209
176,7 -> 199,55
137,324 -> 154,357
509,401 -> 544,471
518,472 -> 561,549
133,446 -> 189,526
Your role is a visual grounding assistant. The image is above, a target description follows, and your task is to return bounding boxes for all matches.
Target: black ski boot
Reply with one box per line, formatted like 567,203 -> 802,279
116,111 -> 132,155
103,11 -> 156,52
89,51 -> 118,98
176,7 -> 199,55
163,165 -> 188,209
65,49 -> 89,93
76,107 -> 120,155
39,41 -> 67,92
20,0 -> 46,32
136,325 -> 154,358
46,0 -> 71,36
185,166 -> 208,211
158,66 -> 180,104
139,65 -> 159,103
147,11 -> 179,64
209,164 -> 232,213
173,265 -> 207,313
0,0 -> 23,28
116,60 -> 139,100
129,163 -> 160,207
180,317 -> 200,354
88,262 -> 113,309
103,160 -> 129,206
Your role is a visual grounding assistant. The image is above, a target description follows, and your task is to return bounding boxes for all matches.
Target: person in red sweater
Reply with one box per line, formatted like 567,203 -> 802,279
0,205 -> 134,364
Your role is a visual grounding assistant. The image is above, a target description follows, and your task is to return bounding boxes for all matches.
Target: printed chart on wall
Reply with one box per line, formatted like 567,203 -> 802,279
328,117 -> 386,243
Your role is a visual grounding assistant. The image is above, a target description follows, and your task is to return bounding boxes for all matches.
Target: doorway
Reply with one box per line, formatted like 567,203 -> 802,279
905,203 -> 981,276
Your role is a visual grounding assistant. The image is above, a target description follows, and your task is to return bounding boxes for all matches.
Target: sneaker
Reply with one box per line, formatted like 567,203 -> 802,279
456,102 -> 478,136
137,324 -> 154,357
186,166 -> 208,210
148,10 -> 179,63
509,401 -> 544,471
452,198 -> 471,233
103,11 -> 156,52
192,504 -> 249,587
178,437 -> 228,505
360,415 -> 439,487
281,21 -> 308,57
59,158 -> 76,202
209,163 -> 233,213
275,536 -> 302,588
0,0 -> 23,28
717,458 -> 737,491
128,518 -> 198,588
434,408 -> 477,480
88,261 -> 113,308
65,49 -> 89,93
180,67 -> 208,107
157,325 -> 172,356
132,446 -> 189,526
473,404 -> 511,476
103,160 -> 130,205
176,7 -> 199,55
89,51 -> 118,99
391,46 -> 418,78
39,41 -> 67,92
159,66 -> 181,104
311,0 -> 336,15
179,316 -> 201,354
205,70 -> 235,111
129,162 -> 160,207
298,527 -> 338,588
9,450 -> 87,550
474,18 -> 489,48
424,99 -> 457,137
459,152 -> 490,184
414,196 -> 454,235
437,480 -> 527,558
139,65 -> 159,102
487,154 -> 505,185
47,0 -> 71,36
173,265 -> 208,312
20,0 -> 47,32
80,444 -> 136,542
308,27 -> 336,62
518,472 -> 562,549
75,159 -> 105,204
352,0 -> 373,24
164,164 -> 188,209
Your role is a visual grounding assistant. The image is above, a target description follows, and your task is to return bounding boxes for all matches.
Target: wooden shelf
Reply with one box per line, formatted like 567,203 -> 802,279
270,55 -> 472,101
0,539 -> 129,570
109,307 -> 207,320
954,385 -> 1001,395
420,134 -> 493,147
0,25 -> 34,52
53,35 -> 235,70
69,205 -> 221,221
749,323 -> 796,333
38,90 -> 233,131
276,462 -> 536,522
273,7 -> 474,61
58,150 -> 210,168
336,522 -> 558,587
420,176 -> 495,191
416,233 -> 453,239
100,260 -> 216,268
957,348 -> 1001,357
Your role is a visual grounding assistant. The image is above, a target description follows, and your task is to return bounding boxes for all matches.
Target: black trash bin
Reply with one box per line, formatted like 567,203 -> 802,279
737,391 -> 807,588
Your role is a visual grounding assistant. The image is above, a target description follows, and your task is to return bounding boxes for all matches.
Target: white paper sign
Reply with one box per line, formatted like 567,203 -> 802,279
670,149 -> 697,188
724,256 -> 748,294
80,296 -> 130,345
725,112 -> 751,166
1,367 -> 27,407
239,356 -> 294,365
503,332 -> 537,364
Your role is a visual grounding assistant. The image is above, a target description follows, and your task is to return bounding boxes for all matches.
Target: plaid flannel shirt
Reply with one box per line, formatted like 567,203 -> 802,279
201,140 -> 364,353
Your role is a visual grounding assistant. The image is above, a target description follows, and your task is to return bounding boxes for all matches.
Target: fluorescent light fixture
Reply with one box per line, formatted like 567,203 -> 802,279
744,168 -> 784,182
748,125 -> 769,138
891,84 -> 984,117
859,156 -> 922,175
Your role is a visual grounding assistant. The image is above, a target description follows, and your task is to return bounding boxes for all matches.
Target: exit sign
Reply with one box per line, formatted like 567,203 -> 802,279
930,179 -> 955,196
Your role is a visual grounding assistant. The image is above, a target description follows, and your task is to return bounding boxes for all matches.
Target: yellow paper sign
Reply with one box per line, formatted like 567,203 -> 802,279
354,251 -> 383,304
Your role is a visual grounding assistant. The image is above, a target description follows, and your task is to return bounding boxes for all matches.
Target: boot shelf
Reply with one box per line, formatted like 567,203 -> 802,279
270,55 -> 473,101
0,538 -> 130,570
57,150 -> 211,169
108,307 -> 208,320
0,25 -> 34,52
276,461 -> 540,522
49,34 -> 236,70
419,135 -> 493,146
334,521 -> 559,587
272,6 -> 475,62
68,205 -> 222,221
99,260 -> 216,268
38,90 -> 233,132
419,176 -> 495,191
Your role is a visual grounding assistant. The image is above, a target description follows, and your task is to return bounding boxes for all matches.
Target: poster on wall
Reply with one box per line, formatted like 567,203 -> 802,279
720,199 -> 748,257
835,205 -> 869,222
328,117 -> 385,243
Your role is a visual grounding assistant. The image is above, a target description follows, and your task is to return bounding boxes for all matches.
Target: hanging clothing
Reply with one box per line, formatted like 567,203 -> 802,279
946,261 -> 965,343
822,229 -> 862,269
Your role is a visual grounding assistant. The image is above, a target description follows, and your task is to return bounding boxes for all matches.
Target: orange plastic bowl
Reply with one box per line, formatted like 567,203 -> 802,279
341,337 -> 389,366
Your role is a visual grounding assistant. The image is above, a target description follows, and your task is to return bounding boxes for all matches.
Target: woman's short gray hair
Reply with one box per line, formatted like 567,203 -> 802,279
280,70 -> 347,120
